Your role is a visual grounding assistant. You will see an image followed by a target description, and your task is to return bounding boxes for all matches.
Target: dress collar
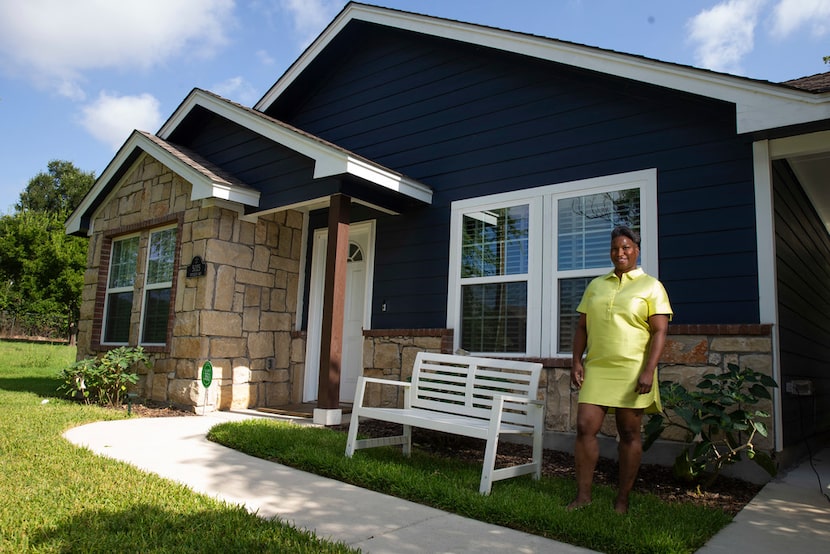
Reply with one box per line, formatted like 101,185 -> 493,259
604,267 -> 644,281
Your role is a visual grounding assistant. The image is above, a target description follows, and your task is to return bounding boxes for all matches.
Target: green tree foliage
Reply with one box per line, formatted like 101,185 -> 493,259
16,160 -> 94,214
0,161 -> 93,338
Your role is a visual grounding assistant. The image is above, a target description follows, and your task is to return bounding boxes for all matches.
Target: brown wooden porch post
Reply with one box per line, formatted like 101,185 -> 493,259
317,193 -> 350,411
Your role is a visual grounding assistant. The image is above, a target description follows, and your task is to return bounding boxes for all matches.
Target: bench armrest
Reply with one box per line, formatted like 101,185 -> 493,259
492,393 -> 542,406
354,376 -> 413,410
358,376 -> 410,389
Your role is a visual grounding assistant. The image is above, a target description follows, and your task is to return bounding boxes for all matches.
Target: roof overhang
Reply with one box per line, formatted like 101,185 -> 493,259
160,89 -> 433,205
256,2 -> 830,135
65,130 -> 260,236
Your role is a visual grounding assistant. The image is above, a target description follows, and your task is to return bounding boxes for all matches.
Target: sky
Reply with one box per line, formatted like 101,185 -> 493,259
2,0 -> 830,214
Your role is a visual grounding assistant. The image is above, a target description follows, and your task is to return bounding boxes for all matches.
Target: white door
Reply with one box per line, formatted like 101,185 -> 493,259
303,221 -> 374,403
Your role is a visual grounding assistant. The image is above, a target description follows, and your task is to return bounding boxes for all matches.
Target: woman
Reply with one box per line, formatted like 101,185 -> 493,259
569,225 -> 672,514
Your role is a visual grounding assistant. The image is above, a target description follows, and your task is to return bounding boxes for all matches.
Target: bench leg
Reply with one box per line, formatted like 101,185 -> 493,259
402,424 -> 412,456
480,435 -> 498,495
345,414 -> 360,457
532,405 -> 544,480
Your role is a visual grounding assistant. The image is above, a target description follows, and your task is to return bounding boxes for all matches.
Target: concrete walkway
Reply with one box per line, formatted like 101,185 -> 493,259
63,411 -> 830,553
63,411 -> 596,553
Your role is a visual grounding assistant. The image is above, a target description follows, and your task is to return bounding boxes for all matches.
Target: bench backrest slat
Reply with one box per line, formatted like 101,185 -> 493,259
410,352 -> 542,426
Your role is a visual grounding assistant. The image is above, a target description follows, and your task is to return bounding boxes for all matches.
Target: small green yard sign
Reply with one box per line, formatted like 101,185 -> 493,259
201,361 -> 213,388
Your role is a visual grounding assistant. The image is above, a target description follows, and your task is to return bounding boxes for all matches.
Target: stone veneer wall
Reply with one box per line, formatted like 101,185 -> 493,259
360,325 -> 775,449
77,154 -> 303,411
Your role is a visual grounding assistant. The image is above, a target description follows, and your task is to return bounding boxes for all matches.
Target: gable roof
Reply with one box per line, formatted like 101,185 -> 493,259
256,2 -> 830,135
159,89 -> 431,206
65,129 -> 261,235
66,88 -> 433,236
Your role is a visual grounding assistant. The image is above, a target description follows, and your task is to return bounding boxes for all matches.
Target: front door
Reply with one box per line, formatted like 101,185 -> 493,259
303,221 -> 374,403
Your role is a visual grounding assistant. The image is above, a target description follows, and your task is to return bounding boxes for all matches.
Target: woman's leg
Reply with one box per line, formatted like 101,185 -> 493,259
614,407 -> 644,513
568,403 -> 607,509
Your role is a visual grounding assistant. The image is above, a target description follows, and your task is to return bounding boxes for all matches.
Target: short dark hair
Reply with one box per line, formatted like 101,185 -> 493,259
611,225 -> 641,248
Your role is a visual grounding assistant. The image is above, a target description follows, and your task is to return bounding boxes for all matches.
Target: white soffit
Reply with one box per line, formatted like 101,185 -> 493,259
255,3 -> 830,135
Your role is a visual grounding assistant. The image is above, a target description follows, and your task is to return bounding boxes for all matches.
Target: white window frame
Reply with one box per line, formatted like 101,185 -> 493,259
139,225 -> 177,346
448,168 -> 658,357
102,233 -> 140,346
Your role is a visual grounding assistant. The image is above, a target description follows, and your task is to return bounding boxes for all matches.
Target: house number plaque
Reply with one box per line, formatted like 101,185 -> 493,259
186,256 -> 206,277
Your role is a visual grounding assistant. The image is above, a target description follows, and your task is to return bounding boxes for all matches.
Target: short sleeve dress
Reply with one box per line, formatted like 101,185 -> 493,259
576,268 -> 673,413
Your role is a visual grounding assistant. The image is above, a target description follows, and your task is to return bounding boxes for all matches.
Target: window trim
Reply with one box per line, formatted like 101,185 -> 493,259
94,215 -> 182,351
138,225 -> 178,346
102,233 -> 141,346
448,168 -> 658,357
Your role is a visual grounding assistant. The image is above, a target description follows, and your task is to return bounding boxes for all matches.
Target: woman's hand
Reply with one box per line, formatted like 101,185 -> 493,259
635,371 -> 654,395
571,362 -> 585,390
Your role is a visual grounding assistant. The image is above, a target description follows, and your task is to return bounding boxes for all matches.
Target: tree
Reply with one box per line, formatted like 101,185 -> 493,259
16,160 -> 95,215
0,161 -> 93,339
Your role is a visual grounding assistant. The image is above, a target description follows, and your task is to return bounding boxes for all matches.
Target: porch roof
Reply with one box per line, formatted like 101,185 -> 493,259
65,88 -> 433,236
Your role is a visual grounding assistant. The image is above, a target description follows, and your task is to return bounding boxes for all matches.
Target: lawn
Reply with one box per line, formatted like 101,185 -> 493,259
209,418 -> 734,554
0,340 -> 357,553
0,340 -> 736,554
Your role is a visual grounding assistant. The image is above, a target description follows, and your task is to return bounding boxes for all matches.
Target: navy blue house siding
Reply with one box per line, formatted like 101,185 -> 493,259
268,23 -> 760,328
773,160 -> 830,443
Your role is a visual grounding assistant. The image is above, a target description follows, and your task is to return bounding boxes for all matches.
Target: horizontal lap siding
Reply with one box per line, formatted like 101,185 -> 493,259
269,24 -> 758,327
773,160 -> 830,443
182,113 -> 322,208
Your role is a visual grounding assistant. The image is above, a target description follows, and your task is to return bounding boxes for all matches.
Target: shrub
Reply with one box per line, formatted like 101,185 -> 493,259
644,362 -> 778,488
58,346 -> 150,407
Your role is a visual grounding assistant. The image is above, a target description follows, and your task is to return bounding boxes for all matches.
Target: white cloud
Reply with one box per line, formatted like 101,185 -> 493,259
256,49 -> 277,67
770,0 -> 830,38
279,0 -> 341,46
79,92 -> 163,150
212,77 -> 261,105
0,0 -> 235,99
687,0 -> 766,74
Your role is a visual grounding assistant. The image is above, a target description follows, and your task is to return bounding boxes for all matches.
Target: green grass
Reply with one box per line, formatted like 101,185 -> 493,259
0,340 -> 357,553
208,417 -> 734,554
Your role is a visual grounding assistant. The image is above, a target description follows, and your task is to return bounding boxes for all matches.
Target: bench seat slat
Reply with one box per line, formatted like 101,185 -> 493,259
354,407 -> 536,439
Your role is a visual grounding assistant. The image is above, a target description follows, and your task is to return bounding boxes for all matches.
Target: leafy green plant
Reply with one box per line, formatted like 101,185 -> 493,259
58,346 -> 150,407
644,363 -> 778,488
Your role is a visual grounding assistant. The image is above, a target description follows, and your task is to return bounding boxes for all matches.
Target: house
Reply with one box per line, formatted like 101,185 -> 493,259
67,2 -> 829,471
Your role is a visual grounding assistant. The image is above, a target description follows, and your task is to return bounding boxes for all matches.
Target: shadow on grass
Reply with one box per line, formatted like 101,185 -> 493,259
0,376 -> 61,397
29,503 -> 356,553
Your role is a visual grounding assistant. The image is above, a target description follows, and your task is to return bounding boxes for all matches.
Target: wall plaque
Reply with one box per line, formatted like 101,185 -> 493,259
186,256 -> 206,277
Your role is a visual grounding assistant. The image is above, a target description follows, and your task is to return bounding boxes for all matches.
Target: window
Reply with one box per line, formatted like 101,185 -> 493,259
140,227 -> 177,344
448,169 -> 657,357
102,226 -> 177,346
103,235 -> 139,344
460,205 -> 530,353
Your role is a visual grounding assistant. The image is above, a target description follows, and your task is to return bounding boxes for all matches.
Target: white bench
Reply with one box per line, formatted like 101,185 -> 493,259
345,352 -> 544,495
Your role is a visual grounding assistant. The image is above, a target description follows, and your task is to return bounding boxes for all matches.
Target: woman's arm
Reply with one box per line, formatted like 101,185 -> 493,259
571,313 -> 587,389
636,314 -> 669,394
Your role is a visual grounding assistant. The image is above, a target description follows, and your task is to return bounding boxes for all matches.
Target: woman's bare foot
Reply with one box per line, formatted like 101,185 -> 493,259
566,497 -> 592,511
614,495 -> 629,514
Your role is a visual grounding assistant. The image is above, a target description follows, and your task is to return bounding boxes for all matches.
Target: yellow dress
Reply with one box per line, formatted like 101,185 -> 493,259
576,268 -> 673,413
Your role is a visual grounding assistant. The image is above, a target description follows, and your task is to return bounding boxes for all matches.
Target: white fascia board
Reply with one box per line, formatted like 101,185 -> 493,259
164,90 -> 432,204
134,134 -> 260,207
345,157 -> 433,204
256,4 -> 830,135
65,131 -> 260,235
